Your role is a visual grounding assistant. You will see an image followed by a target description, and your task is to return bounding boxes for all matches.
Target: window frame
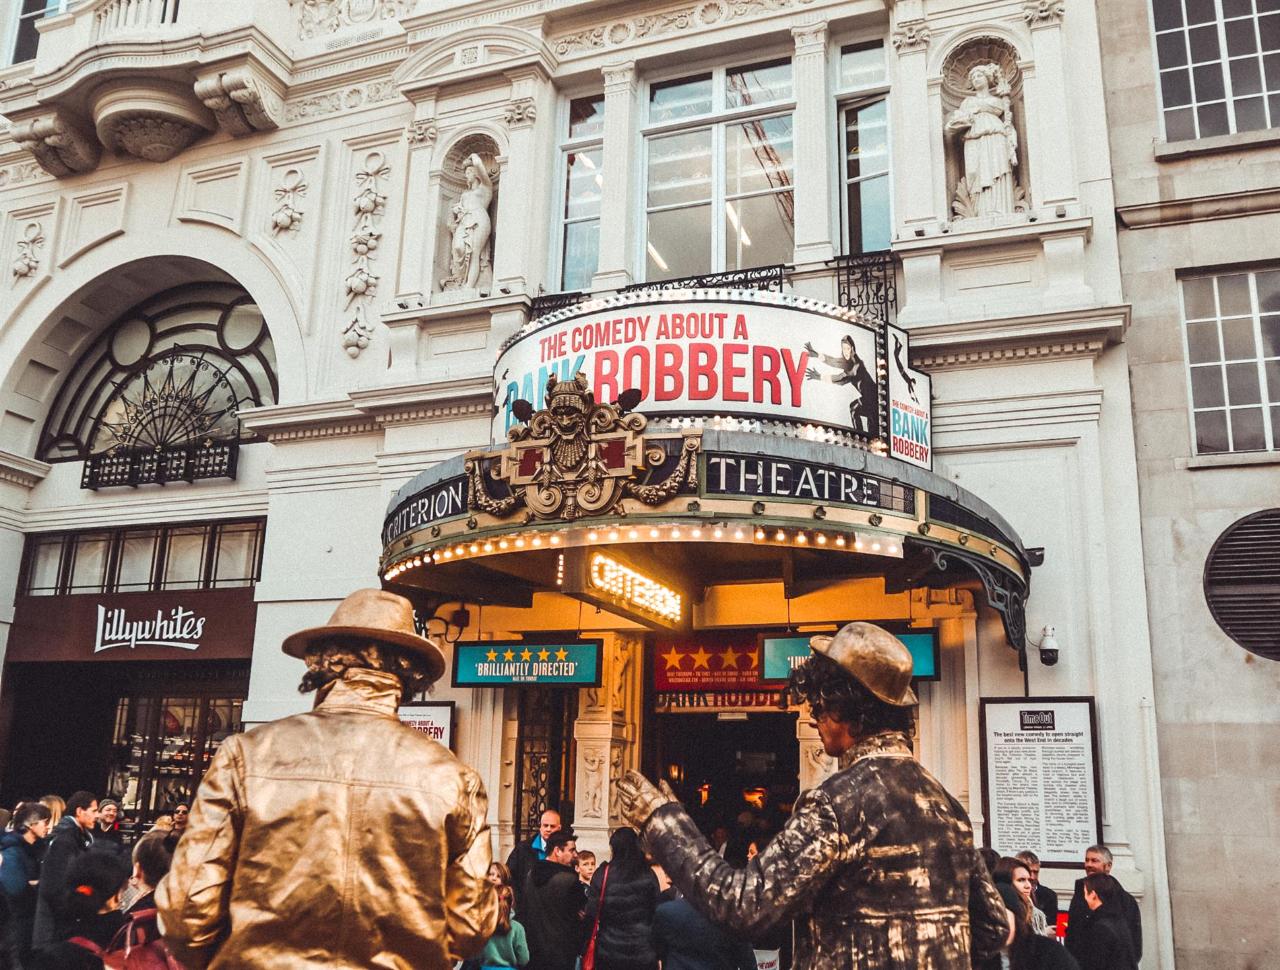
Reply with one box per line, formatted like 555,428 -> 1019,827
637,57 -> 798,282
1148,0 -> 1280,142
1178,266 -> 1280,455
834,40 -> 892,256
551,90 -> 606,295
5,0 -> 76,67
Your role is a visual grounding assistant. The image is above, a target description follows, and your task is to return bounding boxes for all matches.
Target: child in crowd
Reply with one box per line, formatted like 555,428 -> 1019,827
577,850 -> 597,887
479,886 -> 528,970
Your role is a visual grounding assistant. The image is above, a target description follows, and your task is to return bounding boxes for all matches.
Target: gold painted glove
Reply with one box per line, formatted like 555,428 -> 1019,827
616,770 -> 677,830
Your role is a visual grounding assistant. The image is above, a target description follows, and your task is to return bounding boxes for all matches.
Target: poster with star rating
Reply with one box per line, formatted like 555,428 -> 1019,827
654,633 -> 764,691
452,639 -> 603,686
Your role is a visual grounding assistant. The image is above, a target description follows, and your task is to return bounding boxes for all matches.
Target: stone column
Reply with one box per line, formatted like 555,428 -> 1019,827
890,8 -> 935,231
492,69 -> 548,295
1023,1 -> 1076,206
591,62 -> 638,291
790,22 -> 835,265
572,633 -> 642,857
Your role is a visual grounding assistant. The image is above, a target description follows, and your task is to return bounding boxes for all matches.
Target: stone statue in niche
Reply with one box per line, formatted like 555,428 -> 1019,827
946,63 -> 1019,218
441,152 -> 494,292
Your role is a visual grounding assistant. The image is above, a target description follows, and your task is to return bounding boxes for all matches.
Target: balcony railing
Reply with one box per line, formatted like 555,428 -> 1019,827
831,251 -> 898,326
620,265 -> 788,294
82,439 -> 238,490
529,290 -> 588,321
92,0 -> 181,41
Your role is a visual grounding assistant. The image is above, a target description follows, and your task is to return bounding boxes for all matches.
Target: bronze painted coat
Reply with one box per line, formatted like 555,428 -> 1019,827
642,732 -> 1009,970
155,668 -> 498,969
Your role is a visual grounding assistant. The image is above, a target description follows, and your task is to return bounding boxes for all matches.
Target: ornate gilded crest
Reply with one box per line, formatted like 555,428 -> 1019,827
466,373 -> 700,521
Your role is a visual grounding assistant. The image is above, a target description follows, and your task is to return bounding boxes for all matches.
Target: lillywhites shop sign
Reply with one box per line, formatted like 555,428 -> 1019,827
95,604 -> 206,653
494,294 -> 906,445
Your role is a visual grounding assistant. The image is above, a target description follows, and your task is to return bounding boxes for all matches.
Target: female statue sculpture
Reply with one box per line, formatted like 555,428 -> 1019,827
444,153 -> 494,291
945,63 -> 1018,218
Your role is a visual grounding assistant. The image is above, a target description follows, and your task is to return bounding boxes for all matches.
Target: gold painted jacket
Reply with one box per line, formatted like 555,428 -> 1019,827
155,668 -> 498,969
642,731 -> 1009,970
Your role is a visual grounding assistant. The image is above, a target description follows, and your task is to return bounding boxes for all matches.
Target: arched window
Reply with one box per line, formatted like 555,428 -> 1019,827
38,284 -> 278,488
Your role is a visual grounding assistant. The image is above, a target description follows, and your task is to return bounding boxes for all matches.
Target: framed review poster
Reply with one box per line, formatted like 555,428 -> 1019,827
398,701 -> 455,750
979,697 -> 1103,867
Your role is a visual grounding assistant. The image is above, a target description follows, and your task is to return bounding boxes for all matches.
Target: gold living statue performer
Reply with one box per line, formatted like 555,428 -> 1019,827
617,622 -> 1011,970
156,589 -> 498,969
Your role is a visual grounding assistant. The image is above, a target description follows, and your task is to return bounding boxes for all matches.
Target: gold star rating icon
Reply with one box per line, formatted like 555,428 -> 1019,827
537,649 -> 551,662
503,649 -> 515,662
486,649 -> 498,662
520,649 -> 533,662
555,647 -> 569,661
662,647 -> 684,670
720,646 -> 741,669
690,647 -> 712,670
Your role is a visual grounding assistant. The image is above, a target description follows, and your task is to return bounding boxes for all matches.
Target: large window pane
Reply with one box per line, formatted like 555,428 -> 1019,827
1195,410 -> 1230,452
1191,365 -> 1227,407
163,527 -> 208,590
564,150 -> 603,220
12,0 -> 49,64
726,60 -> 793,108
846,100 -> 889,180
1222,316 -> 1258,358
1183,277 -> 1218,318
117,529 -> 159,591
1153,0 -> 1185,30
26,535 -> 64,595
724,193 -> 794,271
1186,321 -> 1221,362
562,221 -> 600,292
1231,407 -> 1267,449
1227,361 -> 1262,403
69,533 -> 110,593
1218,274 -> 1253,314
845,99 -> 891,255
840,43 -> 886,89
649,74 -> 712,123
647,205 -> 712,281
213,523 -> 261,588
1261,314 -> 1280,356
647,130 -> 713,207
849,175 -> 892,254
727,118 -> 794,196
568,95 -> 605,139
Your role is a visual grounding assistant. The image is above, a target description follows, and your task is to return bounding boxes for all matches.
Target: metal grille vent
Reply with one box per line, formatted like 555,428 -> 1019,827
1203,508 -> 1280,661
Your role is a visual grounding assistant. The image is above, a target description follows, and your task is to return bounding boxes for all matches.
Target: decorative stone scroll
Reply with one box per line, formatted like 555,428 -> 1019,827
502,99 -> 537,127
11,222 -> 44,280
1023,0 -> 1065,23
342,150 -> 390,357
891,19 -> 932,53
407,118 -> 438,146
10,112 -> 101,178
289,0 -> 416,39
195,69 -> 282,137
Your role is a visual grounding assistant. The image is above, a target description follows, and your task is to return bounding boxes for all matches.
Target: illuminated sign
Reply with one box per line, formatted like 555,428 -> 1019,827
94,604 -> 206,653
759,630 -> 939,681
588,552 -> 683,624
493,293 -> 881,442
704,453 -> 915,514
452,640 -> 603,686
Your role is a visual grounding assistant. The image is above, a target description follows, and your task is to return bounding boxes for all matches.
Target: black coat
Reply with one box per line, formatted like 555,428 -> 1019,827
522,858 -> 585,970
1033,883 -> 1059,923
1065,879 -> 1141,961
506,838 -> 543,904
1,831 -> 43,960
31,818 -> 94,949
1013,932 -> 1080,970
584,862 -> 660,970
27,910 -> 125,970
1066,906 -> 1138,970
652,895 -> 757,970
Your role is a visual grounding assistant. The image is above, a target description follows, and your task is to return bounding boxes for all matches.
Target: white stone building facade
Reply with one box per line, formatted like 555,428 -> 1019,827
0,0 -> 1175,964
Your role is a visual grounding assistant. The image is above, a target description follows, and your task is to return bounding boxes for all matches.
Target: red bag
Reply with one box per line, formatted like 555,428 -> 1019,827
72,909 -> 186,970
580,862 -> 611,970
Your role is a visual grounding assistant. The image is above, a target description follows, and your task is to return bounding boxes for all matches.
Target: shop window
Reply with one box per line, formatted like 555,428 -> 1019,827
557,95 -> 604,292
1151,0 -> 1280,140
68,532 -> 111,593
1181,269 -> 1280,453
115,528 -> 160,591
212,521 -> 263,587
643,59 -> 794,282
838,42 -> 891,256
162,527 -> 208,591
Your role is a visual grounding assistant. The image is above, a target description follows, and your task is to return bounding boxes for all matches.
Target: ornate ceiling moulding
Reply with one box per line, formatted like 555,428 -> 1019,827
552,0 -> 819,57
91,81 -> 215,163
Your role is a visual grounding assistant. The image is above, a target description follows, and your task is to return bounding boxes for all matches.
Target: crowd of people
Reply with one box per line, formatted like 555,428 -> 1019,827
0,792 -> 188,968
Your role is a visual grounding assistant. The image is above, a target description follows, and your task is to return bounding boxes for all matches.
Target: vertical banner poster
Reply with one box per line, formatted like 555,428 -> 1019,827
979,697 -> 1103,866
886,325 -> 932,469
398,701 -> 455,749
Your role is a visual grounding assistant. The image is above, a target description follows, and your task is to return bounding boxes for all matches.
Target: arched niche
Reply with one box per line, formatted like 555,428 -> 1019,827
435,133 -> 502,298
940,36 -> 1031,221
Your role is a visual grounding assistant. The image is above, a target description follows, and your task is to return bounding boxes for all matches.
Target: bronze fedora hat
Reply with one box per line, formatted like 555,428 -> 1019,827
809,621 -> 918,707
281,589 -> 446,684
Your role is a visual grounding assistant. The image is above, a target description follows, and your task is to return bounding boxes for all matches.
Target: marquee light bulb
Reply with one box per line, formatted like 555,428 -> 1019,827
713,528 -> 724,539
775,530 -> 785,541
588,531 -> 599,541
755,528 -> 766,540
691,528 -> 702,538
795,533 -> 807,544
551,535 -> 562,545
532,536 -> 543,547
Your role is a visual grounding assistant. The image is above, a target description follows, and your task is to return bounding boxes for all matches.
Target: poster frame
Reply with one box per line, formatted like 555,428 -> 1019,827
978,695 -> 1104,869
398,700 -> 456,751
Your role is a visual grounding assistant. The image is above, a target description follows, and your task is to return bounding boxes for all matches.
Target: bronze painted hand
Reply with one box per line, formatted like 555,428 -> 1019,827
616,770 -> 677,830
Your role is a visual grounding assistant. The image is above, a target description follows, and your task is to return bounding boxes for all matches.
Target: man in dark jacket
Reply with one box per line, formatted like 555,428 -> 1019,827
31,790 -> 98,949
1065,845 -> 1141,960
653,890 -> 757,970
522,829 -> 585,970
506,808 -> 561,899
619,622 -> 1011,970
1,801 -> 53,964
1069,874 -> 1138,970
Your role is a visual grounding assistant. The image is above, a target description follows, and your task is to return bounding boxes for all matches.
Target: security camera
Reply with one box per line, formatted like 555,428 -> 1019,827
1034,625 -> 1060,666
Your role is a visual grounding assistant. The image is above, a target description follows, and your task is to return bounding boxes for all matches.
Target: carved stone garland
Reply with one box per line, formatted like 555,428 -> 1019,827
288,0 -> 416,39
12,222 -> 44,280
342,151 -> 390,358
271,169 -> 308,235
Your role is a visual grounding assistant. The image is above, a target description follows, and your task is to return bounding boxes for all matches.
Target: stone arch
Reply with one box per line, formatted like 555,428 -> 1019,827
0,226 -> 305,461
393,25 -> 558,90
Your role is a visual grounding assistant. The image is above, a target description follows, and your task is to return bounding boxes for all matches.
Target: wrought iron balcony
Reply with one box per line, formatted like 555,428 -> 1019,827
830,251 -> 898,326
81,439 -> 239,490
529,291 -> 588,321
620,265 -> 787,294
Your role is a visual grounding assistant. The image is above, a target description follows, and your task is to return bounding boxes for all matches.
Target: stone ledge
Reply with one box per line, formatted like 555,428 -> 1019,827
1154,127 -> 1280,162
1117,187 -> 1280,229
1178,450 -> 1280,471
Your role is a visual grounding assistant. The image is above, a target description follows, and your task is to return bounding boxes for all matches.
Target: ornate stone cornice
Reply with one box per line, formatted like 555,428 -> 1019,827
1117,186 -> 1280,228
912,339 -> 1108,371
502,98 -> 537,127
601,61 -> 637,94
791,21 -> 828,56
0,450 -> 51,489
905,305 -> 1129,371
1023,0 -> 1065,24
891,19 -> 931,53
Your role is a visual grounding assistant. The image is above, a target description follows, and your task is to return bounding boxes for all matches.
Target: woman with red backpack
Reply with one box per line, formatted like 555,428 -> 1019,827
28,852 -> 129,969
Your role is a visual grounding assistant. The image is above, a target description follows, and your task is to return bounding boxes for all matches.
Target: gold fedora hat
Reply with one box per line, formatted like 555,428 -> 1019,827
281,589 -> 446,684
809,621 -> 918,707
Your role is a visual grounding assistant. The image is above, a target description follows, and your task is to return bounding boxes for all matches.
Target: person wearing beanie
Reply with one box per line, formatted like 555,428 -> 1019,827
28,851 -> 130,970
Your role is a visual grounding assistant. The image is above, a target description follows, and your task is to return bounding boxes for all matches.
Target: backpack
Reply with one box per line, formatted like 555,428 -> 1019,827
70,908 -> 185,970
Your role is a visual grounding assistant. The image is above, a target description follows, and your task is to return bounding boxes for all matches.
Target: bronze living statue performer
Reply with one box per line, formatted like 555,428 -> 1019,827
618,622 -> 1011,970
156,589 -> 498,969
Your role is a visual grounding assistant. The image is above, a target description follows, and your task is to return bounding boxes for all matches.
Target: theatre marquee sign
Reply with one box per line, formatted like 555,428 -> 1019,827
494,291 -> 932,468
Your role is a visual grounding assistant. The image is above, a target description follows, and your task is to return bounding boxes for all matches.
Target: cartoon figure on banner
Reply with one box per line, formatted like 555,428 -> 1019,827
804,336 -> 880,437
892,335 -> 919,404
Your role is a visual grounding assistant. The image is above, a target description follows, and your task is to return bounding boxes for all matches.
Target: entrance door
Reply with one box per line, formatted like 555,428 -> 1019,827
650,711 -> 798,860
513,688 -> 577,842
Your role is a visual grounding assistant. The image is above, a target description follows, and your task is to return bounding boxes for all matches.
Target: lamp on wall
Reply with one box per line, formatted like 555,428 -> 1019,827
1029,625 -> 1060,666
